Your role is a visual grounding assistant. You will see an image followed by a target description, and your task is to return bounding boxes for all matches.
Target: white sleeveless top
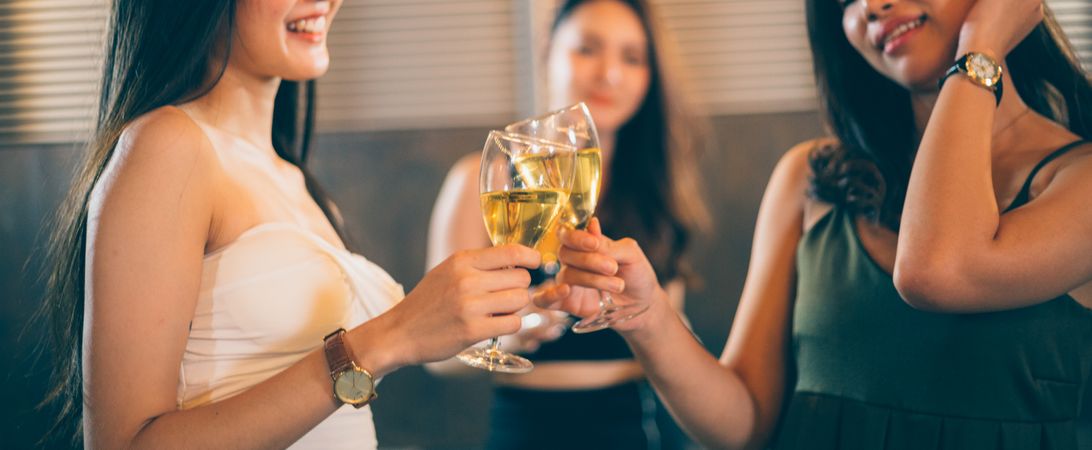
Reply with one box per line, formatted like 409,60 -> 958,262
176,114 -> 403,449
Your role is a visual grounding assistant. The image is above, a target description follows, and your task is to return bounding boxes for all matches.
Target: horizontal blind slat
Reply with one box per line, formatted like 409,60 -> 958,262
316,0 -> 517,132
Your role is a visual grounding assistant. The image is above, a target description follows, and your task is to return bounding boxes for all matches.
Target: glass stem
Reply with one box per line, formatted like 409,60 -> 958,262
486,266 -> 517,356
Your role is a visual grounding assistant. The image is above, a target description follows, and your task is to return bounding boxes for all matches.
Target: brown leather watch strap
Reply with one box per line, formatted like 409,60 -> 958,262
323,328 -> 353,380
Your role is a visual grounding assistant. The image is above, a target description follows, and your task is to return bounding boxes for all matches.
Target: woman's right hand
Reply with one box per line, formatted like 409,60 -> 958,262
537,219 -> 669,334
357,244 -> 541,371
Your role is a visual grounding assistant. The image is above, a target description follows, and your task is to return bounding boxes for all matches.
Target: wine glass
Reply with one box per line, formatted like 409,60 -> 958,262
456,131 -> 576,373
506,103 -> 649,334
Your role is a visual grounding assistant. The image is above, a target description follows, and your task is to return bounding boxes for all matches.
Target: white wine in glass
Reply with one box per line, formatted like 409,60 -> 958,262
456,131 -> 575,373
507,103 -> 647,334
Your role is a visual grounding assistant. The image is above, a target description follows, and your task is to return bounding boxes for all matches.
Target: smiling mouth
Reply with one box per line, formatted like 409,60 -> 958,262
881,14 -> 926,50
286,15 -> 327,34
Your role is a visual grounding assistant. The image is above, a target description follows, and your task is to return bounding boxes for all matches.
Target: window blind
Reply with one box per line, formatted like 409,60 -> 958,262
0,0 -> 104,145
316,0 -> 521,132
0,0 -> 1088,144
651,0 -> 817,114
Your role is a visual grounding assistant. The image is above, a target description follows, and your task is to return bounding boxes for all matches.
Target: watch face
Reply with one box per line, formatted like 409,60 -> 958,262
967,53 -> 1001,86
334,369 -> 374,404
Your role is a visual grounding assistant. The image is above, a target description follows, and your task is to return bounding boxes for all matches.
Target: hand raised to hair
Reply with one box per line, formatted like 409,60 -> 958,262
957,0 -> 1043,58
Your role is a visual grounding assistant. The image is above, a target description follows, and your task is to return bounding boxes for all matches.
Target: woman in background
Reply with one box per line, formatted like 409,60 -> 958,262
426,0 -> 708,448
545,0 -> 1092,448
39,1 -> 537,448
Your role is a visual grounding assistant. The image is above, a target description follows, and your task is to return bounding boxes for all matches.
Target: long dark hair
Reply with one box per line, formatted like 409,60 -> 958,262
806,1 -> 1092,229
552,0 -> 711,283
37,0 -> 344,444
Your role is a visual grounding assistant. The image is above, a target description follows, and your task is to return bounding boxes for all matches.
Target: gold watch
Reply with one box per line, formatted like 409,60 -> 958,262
939,52 -> 1003,106
323,328 -> 376,408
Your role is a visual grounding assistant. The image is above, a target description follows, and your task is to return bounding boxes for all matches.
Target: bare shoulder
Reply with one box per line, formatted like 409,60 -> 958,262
775,138 -> 828,183
451,152 -> 481,180
442,152 -> 483,200
770,138 -> 835,229
109,106 -> 219,178
92,106 -> 220,216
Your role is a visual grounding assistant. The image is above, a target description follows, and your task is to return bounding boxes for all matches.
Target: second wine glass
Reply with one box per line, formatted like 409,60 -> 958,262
506,103 -> 648,334
455,131 -> 576,373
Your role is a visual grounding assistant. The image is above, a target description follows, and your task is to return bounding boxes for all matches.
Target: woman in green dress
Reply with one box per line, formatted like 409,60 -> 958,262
539,0 -> 1092,448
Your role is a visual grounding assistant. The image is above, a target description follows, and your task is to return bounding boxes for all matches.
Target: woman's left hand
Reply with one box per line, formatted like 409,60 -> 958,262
957,0 -> 1043,58
533,219 -> 666,333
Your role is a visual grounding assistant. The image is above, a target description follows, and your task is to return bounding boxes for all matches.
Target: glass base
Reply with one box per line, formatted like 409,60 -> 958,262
456,347 -> 534,373
570,302 -> 650,334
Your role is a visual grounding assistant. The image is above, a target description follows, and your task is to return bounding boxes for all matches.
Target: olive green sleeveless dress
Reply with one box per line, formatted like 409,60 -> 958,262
772,142 -> 1092,449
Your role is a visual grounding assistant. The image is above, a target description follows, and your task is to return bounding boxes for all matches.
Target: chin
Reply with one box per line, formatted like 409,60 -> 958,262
879,59 -> 948,93
284,60 -> 331,81
284,69 -> 328,81
586,105 -> 627,132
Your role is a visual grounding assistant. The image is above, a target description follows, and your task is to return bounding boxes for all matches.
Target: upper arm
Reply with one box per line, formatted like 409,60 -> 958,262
719,139 -> 814,445
897,149 -> 1092,312
426,154 -> 490,270
84,107 -> 218,447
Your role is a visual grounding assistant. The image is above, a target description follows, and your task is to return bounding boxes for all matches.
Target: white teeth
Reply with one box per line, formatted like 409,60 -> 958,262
287,15 -> 326,34
884,17 -> 924,47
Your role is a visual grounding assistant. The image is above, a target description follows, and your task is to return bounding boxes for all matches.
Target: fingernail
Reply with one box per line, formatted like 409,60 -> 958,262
612,279 -> 625,293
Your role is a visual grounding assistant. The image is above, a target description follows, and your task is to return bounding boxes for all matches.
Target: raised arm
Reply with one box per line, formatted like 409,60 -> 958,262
895,0 -> 1092,312
547,143 -> 813,448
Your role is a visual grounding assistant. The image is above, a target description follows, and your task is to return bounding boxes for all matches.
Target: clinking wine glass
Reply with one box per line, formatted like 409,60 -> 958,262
455,131 -> 576,373
505,102 -> 649,334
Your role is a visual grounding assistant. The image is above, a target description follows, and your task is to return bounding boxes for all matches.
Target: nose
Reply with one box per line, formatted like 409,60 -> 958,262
863,0 -> 895,21
598,54 -> 623,88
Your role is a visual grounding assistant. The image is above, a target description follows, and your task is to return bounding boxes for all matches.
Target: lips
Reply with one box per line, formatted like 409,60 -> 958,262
873,14 -> 927,51
586,94 -> 614,107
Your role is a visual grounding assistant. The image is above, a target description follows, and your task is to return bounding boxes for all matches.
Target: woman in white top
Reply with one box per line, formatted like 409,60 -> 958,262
38,1 -> 538,448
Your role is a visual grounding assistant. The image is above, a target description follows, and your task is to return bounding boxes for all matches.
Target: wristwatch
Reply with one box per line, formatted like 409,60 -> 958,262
939,52 -> 1003,106
323,328 -> 376,408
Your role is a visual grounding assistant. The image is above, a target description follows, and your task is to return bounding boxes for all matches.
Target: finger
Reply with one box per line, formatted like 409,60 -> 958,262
559,227 -> 605,252
475,288 -> 532,316
485,314 -> 523,337
603,237 -> 650,267
557,245 -> 618,275
532,282 -> 570,309
588,217 -> 603,236
557,266 -> 625,294
541,283 -> 602,318
467,245 -> 542,271
472,268 -> 533,292
558,286 -> 603,318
